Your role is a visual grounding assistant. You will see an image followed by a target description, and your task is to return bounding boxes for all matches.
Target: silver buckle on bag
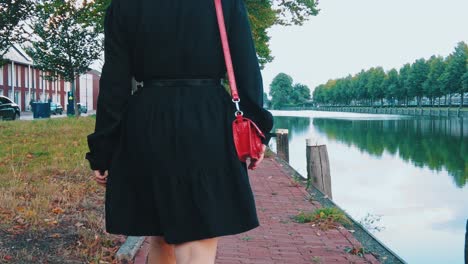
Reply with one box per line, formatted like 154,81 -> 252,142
232,98 -> 243,116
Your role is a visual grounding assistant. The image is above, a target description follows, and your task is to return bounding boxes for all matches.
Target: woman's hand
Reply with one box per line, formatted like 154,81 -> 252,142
94,170 -> 108,187
248,144 -> 267,170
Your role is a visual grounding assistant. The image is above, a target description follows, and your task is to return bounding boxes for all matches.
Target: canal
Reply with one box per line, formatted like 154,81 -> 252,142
268,110 -> 467,264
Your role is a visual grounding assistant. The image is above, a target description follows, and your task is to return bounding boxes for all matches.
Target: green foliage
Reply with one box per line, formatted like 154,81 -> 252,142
241,235 -> 252,241
80,0 -> 108,33
423,56 -> 446,106
313,42 -> 468,107
292,207 -> 352,228
245,0 -> 277,66
463,71 -> 468,91
440,42 -> 468,106
269,72 -> 293,108
291,83 -> 311,104
23,0 -> 102,82
398,63 -> 411,105
292,210 -> 314,223
366,67 -> 386,106
383,68 -> 400,105
408,58 -> 430,106
0,0 -> 32,65
23,0 -> 103,117
269,73 -> 311,108
86,0 -> 319,68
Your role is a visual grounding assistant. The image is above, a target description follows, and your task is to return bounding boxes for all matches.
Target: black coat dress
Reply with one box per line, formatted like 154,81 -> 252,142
85,0 -> 274,244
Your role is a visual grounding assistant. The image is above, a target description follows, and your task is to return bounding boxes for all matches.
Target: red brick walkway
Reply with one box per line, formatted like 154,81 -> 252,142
133,157 -> 380,264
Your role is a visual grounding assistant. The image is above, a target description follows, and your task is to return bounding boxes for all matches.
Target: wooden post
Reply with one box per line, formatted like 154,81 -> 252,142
306,139 -> 333,199
275,129 -> 289,163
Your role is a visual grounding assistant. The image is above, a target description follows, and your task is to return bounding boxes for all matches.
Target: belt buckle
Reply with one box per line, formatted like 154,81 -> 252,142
136,80 -> 144,89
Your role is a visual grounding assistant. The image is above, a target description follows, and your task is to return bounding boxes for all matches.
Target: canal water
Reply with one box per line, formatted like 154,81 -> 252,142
268,110 -> 467,264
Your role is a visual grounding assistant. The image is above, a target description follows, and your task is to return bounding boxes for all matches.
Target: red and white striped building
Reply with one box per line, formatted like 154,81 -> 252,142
0,44 -> 100,113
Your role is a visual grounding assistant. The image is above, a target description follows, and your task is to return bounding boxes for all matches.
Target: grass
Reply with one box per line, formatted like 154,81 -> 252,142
292,207 -> 352,230
0,116 -> 125,263
241,235 -> 252,241
344,246 -> 369,258
311,256 -> 322,263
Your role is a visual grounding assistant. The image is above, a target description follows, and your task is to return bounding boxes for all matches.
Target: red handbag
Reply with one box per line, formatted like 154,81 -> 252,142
214,0 -> 266,163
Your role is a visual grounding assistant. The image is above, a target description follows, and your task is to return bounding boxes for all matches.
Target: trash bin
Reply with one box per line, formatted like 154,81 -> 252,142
32,102 -> 51,119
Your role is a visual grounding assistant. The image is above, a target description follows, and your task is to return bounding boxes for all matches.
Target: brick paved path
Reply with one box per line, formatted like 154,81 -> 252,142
133,157 -> 380,264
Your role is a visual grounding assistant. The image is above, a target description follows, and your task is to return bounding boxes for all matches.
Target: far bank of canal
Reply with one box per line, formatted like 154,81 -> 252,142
268,110 -> 467,264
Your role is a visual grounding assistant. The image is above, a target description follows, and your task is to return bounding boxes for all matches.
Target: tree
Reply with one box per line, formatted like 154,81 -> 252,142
462,71 -> 468,106
407,58 -> 429,107
384,69 -> 400,106
355,70 -> 370,105
269,73 -> 293,109
423,56 -> 446,107
399,63 -> 412,106
311,42 -> 467,108
0,0 -> 32,65
440,42 -> 468,107
336,78 -> 352,106
290,83 -> 311,105
312,84 -> 326,105
85,0 -> 320,68
23,0 -> 102,117
366,67 -> 386,106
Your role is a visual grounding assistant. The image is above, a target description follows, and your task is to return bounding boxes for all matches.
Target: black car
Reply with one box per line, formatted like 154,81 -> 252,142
0,95 -> 21,121
50,102 -> 63,115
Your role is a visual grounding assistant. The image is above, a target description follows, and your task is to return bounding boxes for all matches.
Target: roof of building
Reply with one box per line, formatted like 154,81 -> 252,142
87,69 -> 101,76
3,44 -> 33,66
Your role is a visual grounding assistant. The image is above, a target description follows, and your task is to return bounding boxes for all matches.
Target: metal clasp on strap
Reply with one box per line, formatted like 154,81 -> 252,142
232,98 -> 243,116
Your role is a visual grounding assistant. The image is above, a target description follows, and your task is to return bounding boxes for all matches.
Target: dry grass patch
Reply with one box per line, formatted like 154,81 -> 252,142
0,116 -> 125,263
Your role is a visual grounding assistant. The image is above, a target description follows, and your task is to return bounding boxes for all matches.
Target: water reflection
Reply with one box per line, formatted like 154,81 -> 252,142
273,116 -> 310,142
312,118 -> 468,188
269,111 -> 467,264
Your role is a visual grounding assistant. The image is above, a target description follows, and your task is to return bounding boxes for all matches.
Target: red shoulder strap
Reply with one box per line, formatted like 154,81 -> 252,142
214,0 -> 240,101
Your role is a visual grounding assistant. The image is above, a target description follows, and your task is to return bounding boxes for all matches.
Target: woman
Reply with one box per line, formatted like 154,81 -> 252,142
85,0 -> 274,263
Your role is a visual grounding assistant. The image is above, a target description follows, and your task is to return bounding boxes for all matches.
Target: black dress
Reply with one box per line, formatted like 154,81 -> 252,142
84,0 -> 274,244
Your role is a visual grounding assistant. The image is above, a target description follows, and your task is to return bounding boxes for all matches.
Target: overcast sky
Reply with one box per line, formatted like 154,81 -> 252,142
261,0 -> 468,97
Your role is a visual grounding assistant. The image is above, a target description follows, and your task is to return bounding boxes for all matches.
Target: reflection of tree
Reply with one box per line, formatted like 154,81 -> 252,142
313,118 -> 468,188
272,116 -> 310,142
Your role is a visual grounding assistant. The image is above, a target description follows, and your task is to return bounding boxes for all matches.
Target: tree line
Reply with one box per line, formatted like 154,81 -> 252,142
313,42 -> 468,108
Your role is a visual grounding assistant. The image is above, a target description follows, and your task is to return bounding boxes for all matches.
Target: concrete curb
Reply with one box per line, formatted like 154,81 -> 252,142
115,236 -> 146,262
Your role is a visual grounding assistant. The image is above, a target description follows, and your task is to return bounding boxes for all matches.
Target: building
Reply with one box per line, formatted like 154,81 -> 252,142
0,44 -> 100,112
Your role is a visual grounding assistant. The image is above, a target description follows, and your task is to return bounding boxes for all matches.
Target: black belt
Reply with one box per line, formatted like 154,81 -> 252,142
138,78 -> 222,88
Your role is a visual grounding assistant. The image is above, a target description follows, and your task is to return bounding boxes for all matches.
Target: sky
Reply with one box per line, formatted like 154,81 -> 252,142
261,0 -> 468,97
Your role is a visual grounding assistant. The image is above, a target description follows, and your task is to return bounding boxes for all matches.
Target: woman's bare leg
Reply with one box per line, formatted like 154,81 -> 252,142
147,236 -> 176,264
173,237 -> 219,264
